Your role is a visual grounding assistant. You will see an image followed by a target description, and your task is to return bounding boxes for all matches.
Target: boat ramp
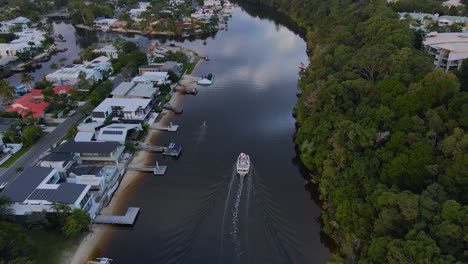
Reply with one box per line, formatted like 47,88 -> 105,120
94,207 -> 140,225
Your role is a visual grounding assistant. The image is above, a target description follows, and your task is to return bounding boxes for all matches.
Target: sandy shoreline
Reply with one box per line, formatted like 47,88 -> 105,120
64,76 -> 195,263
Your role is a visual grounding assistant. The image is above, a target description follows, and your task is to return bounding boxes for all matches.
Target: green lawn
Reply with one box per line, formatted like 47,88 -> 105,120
183,62 -> 196,74
0,146 -> 31,168
29,230 -> 81,264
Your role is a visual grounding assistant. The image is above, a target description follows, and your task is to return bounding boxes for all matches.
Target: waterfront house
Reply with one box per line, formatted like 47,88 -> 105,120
112,82 -> 159,100
204,0 -> 222,7
96,123 -> 143,143
132,71 -> 170,86
46,56 -> 112,86
0,16 -> 31,33
129,2 -> 152,19
1,166 -> 93,216
423,32 -> 468,71
93,18 -> 118,30
139,61 -> 183,76
442,0 -> 465,8
52,140 -> 125,166
91,98 -> 152,124
93,44 -> 119,59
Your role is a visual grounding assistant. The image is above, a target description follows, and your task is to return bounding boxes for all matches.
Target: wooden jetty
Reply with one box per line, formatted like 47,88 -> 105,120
152,122 -> 179,132
127,162 -> 167,175
94,207 -> 140,225
135,142 -> 182,157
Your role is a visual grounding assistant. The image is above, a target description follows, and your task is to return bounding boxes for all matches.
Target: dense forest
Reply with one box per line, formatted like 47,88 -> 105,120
240,0 -> 467,262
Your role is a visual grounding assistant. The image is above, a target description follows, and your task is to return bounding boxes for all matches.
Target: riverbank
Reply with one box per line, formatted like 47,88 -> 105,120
64,74 -> 197,264
75,24 -> 218,38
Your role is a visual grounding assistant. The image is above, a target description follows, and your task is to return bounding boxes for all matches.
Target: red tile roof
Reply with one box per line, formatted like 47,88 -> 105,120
53,85 -> 75,95
31,89 -> 43,96
7,94 -> 49,118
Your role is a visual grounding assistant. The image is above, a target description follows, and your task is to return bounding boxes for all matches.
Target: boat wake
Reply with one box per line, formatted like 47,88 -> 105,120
219,163 -> 305,263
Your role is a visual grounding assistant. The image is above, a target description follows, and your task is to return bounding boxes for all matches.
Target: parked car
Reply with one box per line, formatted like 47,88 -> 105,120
68,110 -> 76,116
38,124 -> 46,129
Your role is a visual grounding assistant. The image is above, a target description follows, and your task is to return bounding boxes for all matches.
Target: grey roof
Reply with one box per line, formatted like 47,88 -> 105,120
163,61 -> 179,69
127,83 -> 157,98
28,188 -> 56,200
53,140 -> 121,154
48,183 -> 86,204
42,152 -> 75,162
68,165 -> 103,176
1,167 -> 53,202
111,82 -> 135,96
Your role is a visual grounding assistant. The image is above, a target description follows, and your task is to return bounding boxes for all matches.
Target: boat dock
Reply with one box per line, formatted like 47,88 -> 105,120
94,207 -> 140,225
152,122 -> 179,131
127,162 -> 167,175
135,142 -> 182,157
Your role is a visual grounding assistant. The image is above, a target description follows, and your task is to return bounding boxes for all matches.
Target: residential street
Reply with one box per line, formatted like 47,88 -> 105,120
0,104 -> 86,184
0,73 -> 124,185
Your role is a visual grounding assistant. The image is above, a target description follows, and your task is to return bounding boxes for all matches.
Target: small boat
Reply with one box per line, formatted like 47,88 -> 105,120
197,73 -> 214,85
236,153 -> 250,176
299,62 -> 306,71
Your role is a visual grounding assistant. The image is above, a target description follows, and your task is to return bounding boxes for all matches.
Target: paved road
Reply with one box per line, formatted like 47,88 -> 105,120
0,105 -> 87,184
0,74 -> 124,185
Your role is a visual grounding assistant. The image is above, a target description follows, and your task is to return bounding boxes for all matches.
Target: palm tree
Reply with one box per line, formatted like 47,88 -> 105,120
20,72 -> 34,90
0,80 -> 16,104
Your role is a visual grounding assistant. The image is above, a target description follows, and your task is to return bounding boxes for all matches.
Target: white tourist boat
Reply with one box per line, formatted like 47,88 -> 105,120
236,153 -> 250,176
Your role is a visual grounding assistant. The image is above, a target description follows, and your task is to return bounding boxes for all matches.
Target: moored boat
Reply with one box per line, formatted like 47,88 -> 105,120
299,62 -> 306,71
197,73 -> 214,85
236,153 -> 250,176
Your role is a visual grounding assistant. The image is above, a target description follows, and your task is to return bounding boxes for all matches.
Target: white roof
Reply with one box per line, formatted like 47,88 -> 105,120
132,72 -> 168,83
423,32 -> 468,46
96,123 -> 142,143
6,16 -> 31,24
74,132 -> 94,142
94,18 -> 117,24
93,98 -> 151,113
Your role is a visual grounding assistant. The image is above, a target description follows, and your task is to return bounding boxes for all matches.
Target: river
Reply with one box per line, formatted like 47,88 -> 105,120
100,5 -> 330,264
8,4 -> 331,263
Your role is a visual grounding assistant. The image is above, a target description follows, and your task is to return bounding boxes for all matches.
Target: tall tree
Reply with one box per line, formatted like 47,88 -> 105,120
20,73 -> 34,89
0,80 -> 15,104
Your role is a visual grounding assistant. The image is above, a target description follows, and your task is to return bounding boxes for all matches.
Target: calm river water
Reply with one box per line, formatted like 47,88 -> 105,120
8,3 -> 331,263
101,6 -> 330,264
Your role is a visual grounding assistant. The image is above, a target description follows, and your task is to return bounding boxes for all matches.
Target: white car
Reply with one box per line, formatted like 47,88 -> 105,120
68,110 -> 76,116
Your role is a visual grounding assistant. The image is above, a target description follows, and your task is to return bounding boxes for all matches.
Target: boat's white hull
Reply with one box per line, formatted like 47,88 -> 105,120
236,153 -> 250,176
